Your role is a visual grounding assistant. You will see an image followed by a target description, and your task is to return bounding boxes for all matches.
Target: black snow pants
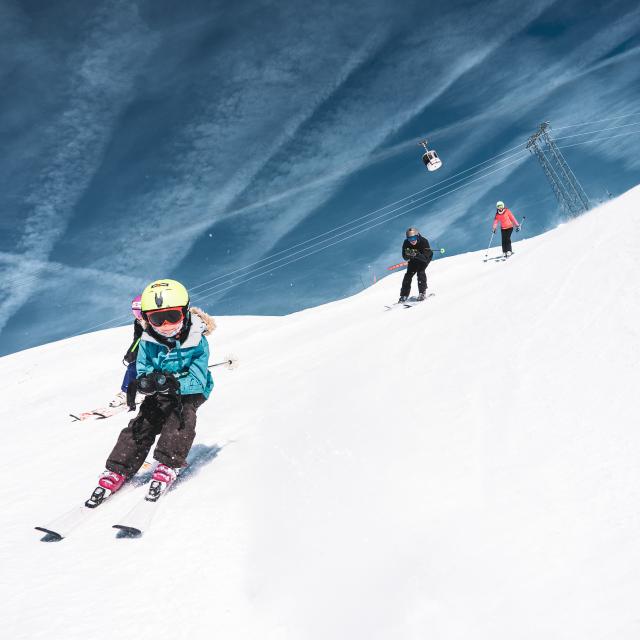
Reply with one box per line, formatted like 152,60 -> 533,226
400,255 -> 431,297
106,393 -> 206,477
501,227 -> 514,254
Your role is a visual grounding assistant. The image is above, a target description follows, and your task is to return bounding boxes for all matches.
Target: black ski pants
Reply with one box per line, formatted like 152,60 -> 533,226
400,256 -> 431,297
501,227 -> 514,253
106,393 -> 206,477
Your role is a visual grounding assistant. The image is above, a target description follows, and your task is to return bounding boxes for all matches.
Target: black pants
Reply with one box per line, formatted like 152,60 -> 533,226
400,257 -> 431,297
501,227 -> 514,253
106,393 -> 206,477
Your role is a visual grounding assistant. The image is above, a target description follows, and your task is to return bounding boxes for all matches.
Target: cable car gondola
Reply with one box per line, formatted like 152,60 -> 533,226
419,139 -> 442,172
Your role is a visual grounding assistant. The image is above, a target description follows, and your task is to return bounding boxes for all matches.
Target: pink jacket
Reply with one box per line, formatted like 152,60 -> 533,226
492,208 -> 519,231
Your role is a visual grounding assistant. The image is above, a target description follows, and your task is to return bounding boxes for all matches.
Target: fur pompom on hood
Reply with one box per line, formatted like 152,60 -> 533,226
190,306 -> 216,336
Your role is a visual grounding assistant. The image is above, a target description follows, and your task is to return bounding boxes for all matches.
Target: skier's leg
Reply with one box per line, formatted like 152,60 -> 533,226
501,228 -> 509,253
400,264 -> 417,297
505,227 -> 513,253
154,394 -> 207,469
105,397 -> 165,477
417,265 -> 427,293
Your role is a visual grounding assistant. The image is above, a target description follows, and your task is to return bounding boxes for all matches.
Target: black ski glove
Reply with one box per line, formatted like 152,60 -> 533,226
411,253 -> 429,264
137,372 -> 179,396
155,372 -> 180,395
137,374 -> 158,396
515,226 -> 520,232
492,228 -> 496,234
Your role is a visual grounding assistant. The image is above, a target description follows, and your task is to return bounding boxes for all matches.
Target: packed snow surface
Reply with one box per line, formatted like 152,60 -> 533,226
1,188 -> 640,639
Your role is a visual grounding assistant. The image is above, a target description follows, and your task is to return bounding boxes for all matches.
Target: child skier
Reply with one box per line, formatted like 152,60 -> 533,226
87,279 -> 215,506
109,295 -> 144,410
492,201 -> 520,258
398,227 -> 434,303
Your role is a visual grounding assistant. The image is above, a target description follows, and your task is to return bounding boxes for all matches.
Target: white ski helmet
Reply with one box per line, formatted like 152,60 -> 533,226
496,201 -> 505,209
406,227 -> 420,238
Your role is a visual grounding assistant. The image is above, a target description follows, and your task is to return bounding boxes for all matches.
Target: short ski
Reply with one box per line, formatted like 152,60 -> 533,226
35,461 -> 152,541
70,398 -> 142,422
384,293 -> 435,310
113,472 -> 180,538
112,494 -> 159,537
70,404 -> 131,422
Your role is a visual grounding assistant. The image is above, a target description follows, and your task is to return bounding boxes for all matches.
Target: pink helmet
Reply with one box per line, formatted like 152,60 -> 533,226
131,295 -> 143,320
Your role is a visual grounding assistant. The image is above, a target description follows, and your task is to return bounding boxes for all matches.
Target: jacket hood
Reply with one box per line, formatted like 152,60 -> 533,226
190,306 -> 216,336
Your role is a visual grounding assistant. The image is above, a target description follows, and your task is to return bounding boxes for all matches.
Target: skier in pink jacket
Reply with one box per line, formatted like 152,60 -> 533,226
492,201 -> 520,258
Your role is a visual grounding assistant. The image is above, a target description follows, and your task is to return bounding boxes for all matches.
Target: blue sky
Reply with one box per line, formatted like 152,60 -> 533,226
1,0 -> 639,355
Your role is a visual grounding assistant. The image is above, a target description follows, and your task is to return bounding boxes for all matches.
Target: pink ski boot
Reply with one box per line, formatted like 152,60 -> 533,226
147,464 -> 178,502
85,470 -> 126,508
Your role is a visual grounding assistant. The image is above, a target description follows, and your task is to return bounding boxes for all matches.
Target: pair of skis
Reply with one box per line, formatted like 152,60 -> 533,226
35,462 -> 174,540
483,253 -> 514,263
384,292 -> 435,311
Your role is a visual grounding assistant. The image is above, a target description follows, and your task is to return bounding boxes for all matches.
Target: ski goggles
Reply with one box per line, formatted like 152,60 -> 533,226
407,235 -> 419,242
497,205 -> 505,211
145,307 -> 184,327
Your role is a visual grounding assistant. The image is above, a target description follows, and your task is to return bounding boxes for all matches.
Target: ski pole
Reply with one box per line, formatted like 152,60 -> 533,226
483,231 -> 495,262
208,355 -> 239,370
517,215 -> 526,232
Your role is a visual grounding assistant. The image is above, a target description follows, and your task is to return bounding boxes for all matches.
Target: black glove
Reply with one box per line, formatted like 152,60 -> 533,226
155,372 -> 180,395
137,372 -> 180,396
137,374 -> 157,396
515,226 -> 520,232
492,229 -> 496,234
411,252 -> 430,264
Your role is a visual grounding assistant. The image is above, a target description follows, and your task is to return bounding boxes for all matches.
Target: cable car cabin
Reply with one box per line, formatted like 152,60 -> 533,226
418,139 -> 443,172
422,150 -> 442,172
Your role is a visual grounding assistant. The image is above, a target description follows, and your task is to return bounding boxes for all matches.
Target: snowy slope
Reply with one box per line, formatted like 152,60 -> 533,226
1,188 -> 640,640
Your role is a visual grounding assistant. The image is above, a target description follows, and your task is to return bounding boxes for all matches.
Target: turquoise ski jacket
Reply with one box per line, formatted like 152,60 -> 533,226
136,309 -> 214,398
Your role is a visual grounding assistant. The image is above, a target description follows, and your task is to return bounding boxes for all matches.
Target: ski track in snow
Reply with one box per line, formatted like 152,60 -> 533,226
1,188 -> 640,639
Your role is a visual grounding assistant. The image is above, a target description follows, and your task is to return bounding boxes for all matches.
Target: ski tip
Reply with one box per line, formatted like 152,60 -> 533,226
113,524 -> 143,538
35,526 -> 63,542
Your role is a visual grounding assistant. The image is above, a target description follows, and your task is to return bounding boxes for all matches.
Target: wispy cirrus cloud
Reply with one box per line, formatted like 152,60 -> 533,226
85,25 -> 392,277
0,0 -> 159,334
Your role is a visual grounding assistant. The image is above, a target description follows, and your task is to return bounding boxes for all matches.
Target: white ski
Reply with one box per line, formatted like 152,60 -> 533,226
35,461 -> 153,541
112,474 -> 178,538
112,494 -> 159,538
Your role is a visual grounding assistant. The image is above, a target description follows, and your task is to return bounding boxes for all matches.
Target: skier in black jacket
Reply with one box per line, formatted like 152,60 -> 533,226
398,227 -> 433,303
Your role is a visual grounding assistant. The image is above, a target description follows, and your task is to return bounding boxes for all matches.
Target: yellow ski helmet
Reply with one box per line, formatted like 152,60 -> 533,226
140,279 -> 189,312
